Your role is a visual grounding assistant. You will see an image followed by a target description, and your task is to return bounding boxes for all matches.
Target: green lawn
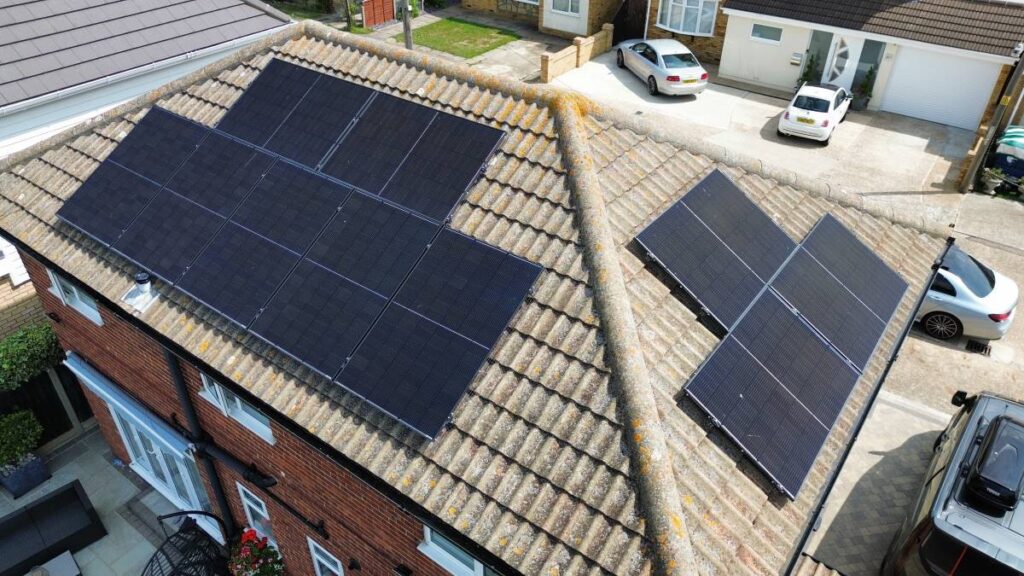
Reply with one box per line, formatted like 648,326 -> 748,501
395,18 -> 520,59
269,1 -> 330,21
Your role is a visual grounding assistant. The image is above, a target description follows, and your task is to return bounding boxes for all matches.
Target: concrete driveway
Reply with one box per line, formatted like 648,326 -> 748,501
554,51 -> 974,207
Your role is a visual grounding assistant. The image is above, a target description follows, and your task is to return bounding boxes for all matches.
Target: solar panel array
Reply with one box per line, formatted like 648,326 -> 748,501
637,170 -> 908,497
57,59 -> 541,438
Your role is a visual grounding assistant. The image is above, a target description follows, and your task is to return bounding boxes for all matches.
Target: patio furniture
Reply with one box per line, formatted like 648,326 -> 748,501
0,480 -> 105,576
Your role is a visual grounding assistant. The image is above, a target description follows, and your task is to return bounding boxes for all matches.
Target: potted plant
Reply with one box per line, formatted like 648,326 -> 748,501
0,410 -> 47,498
229,529 -> 284,576
852,66 -> 876,111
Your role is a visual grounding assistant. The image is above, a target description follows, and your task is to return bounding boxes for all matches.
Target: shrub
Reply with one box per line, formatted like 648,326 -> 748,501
229,529 -> 284,576
0,410 -> 43,472
0,322 -> 62,392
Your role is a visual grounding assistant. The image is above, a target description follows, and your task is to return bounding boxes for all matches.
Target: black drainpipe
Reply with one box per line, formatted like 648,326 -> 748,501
784,236 -> 955,574
163,347 -> 240,539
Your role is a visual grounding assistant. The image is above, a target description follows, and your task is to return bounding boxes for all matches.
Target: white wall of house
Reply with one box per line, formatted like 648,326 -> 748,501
541,0 -> 588,36
718,15 -> 810,92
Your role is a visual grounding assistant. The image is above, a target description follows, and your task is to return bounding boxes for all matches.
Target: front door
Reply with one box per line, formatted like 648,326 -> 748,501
822,35 -> 865,90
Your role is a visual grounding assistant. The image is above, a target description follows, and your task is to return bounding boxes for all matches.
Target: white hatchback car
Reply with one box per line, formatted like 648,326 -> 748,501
777,82 -> 851,145
916,245 -> 1018,341
616,39 -> 708,96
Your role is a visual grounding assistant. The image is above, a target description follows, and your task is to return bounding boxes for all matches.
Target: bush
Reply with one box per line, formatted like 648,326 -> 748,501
0,410 -> 43,471
0,322 -> 62,392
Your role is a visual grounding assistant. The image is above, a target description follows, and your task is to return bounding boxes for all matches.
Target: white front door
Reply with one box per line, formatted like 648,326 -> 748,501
822,35 -> 865,90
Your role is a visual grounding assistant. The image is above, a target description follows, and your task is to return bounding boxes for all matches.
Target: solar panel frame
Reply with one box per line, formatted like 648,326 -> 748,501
106,107 -> 207,185
56,162 -> 163,246
216,59 -> 321,146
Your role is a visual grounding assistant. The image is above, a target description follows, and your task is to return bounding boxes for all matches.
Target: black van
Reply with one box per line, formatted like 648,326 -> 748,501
881,392 -> 1024,576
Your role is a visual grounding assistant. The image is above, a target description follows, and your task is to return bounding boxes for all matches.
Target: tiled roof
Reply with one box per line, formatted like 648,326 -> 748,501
0,23 -> 947,575
724,0 -> 1024,57
0,0 -> 290,108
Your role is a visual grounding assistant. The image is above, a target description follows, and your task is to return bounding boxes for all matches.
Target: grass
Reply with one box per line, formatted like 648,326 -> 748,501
349,25 -> 373,34
268,1 -> 330,21
395,18 -> 520,59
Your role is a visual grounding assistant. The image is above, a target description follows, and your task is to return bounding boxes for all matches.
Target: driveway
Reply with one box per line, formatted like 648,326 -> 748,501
554,51 -> 974,209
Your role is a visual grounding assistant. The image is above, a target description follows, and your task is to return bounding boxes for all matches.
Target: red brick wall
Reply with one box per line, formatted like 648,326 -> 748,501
24,253 -> 452,576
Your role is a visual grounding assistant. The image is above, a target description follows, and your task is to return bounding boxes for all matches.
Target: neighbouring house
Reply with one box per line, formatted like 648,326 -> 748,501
464,0 -> 615,38
0,239 -> 42,339
0,21 -> 946,576
642,0 -> 729,65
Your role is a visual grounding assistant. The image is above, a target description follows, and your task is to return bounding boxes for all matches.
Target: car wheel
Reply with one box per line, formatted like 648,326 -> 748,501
616,50 -> 625,69
922,312 -> 963,340
647,76 -> 659,96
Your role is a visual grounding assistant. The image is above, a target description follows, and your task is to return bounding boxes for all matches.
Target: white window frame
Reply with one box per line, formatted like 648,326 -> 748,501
47,268 -> 103,325
200,373 -> 275,444
656,0 -> 718,37
307,537 -> 344,576
419,527 -> 493,576
237,483 -> 277,549
550,0 -> 579,15
516,0 -> 539,5
750,23 -> 783,45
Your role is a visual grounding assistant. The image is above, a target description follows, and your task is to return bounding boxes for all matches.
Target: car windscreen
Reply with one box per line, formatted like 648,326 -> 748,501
662,53 -> 699,68
792,96 -> 830,113
944,246 -> 996,297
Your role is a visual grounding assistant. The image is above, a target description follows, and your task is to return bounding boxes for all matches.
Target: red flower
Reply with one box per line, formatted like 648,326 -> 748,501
241,529 -> 258,544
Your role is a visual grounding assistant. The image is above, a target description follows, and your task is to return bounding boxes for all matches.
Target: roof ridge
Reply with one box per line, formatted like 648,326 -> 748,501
550,93 -> 697,575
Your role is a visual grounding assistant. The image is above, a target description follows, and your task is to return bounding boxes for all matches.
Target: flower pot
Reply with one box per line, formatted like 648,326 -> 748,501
851,95 -> 871,111
1,455 -> 50,498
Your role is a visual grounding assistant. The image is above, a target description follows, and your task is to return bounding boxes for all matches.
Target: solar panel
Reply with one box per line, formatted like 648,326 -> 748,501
56,162 -> 162,245
637,201 -> 763,327
682,170 -> 796,281
733,291 -> 859,425
265,73 -> 374,167
339,304 -> 489,436
112,192 -> 225,283
307,192 -> 437,296
803,214 -> 908,322
321,93 -> 437,194
252,260 -> 387,378
177,223 -> 300,326
685,336 -> 830,498
381,113 -> 504,221
217,59 -> 320,146
395,229 -> 541,348
231,162 -> 352,253
165,132 -> 274,217
771,248 -> 886,371
107,107 -> 206,184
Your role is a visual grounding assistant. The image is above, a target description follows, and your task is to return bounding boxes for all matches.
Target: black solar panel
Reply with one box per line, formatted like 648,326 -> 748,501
637,202 -> 763,327
231,162 -> 352,253
217,59 -> 320,146
165,132 -> 274,217
381,113 -> 504,221
395,229 -> 541,348
682,170 -> 795,281
803,214 -> 908,322
177,223 -> 300,326
339,304 -> 489,436
107,107 -> 206,184
307,192 -> 437,296
685,336 -> 830,498
265,74 -> 374,167
252,260 -> 387,378
321,93 -> 437,194
56,162 -> 162,245
733,291 -> 859,425
112,192 -> 225,283
771,248 -> 885,371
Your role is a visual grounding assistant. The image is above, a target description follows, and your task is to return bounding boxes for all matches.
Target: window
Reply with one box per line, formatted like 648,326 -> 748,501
662,52 -> 700,69
656,0 -> 717,36
237,483 -> 276,547
551,0 -> 579,15
200,373 -> 274,444
750,23 -> 782,43
419,527 -> 498,576
517,0 -> 539,5
308,538 -> 343,576
930,274 -> 957,297
943,246 -> 995,298
47,268 -> 103,325
793,95 -> 830,113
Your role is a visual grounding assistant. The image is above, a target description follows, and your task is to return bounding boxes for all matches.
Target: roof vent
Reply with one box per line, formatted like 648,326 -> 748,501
122,271 -> 156,313
965,416 -> 1024,514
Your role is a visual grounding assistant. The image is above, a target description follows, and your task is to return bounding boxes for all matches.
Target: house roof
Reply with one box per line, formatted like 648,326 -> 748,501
0,0 -> 290,109
724,0 -> 1024,57
0,22 -> 948,575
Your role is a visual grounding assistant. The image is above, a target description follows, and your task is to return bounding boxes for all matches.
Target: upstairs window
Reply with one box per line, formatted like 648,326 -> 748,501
308,538 -> 343,576
419,527 -> 499,576
47,268 -> 103,325
200,373 -> 274,444
237,483 -> 277,549
657,0 -> 717,36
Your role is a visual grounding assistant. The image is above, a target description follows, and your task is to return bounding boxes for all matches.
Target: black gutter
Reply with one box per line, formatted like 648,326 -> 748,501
163,347 -> 240,538
5,234 -> 518,576
784,236 -> 955,575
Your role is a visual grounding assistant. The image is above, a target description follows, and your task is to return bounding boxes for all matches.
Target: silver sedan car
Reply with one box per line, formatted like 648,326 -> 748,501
916,245 -> 1018,340
616,39 -> 708,96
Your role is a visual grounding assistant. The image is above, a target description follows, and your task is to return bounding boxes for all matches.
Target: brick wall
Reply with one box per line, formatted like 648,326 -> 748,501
645,1 -> 729,63
0,277 -> 44,339
24,253 -> 453,576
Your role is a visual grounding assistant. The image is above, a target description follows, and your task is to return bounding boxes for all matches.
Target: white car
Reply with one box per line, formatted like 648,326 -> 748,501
777,82 -> 851,145
916,245 -> 1018,341
616,39 -> 708,96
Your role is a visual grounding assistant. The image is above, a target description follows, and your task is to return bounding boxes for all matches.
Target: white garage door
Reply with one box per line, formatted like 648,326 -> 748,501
880,45 -> 1002,130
